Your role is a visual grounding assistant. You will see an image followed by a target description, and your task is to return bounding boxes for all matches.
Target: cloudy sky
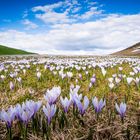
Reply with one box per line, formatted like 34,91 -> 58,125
0,0 -> 140,55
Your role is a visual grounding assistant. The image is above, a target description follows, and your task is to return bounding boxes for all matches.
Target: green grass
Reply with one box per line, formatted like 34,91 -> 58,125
0,56 -> 140,139
0,45 -> 35,55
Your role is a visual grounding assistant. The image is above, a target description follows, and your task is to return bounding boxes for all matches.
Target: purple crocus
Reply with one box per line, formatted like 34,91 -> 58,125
79,74 -> 82,79
70,91 -> 82,107
15,104 -> 22,120
115,102 -> 126,119
44,86 -> 61,105
9,81 -> 14,90
20,110 -> 34,125
0,106 -> 16,128
92,97 -> 106,113
60,96 -> 71,113
75,96 -> 89,115
15,103 -> 34,125
43,103 -> 56,125
25,100 -> 42,116
70,85 -> 80,94
90,77 -> 96,84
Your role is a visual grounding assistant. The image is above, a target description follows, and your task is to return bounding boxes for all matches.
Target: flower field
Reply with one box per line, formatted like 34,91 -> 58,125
0,55 -> 140,140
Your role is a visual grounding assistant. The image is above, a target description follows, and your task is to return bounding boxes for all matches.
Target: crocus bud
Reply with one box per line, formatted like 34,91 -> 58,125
10,81 -> 14,90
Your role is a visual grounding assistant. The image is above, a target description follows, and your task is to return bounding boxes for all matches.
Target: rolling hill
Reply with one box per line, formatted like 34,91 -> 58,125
111,42 -> 140,56
0,45 -> 34,55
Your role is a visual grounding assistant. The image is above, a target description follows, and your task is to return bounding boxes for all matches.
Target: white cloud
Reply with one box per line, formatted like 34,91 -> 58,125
32,1 -> 64,12
32,0 -> 103,24
80,7 -> 103,19
35,12 -> 71,24
22,19 -> 38,30
0,14 -> 140,55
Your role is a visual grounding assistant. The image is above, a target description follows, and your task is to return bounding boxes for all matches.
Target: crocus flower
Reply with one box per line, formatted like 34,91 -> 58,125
70,91 -> 82,107
9,81 -> 14,90
133,68 -> 138,74
53,71 -> 57,75
115,102 -> 126,119
115,77 -> 121,84
108,77 -> 114,83
112,74 -> 117,78
23,69 -> 26,75
82,67 -> 86,70
101,68 -> 106,77
130,72 -> 135,76
25,100 -> 42,116
15,103 -> 34,125
75,79 -> 78,83
90,77 -> 96,84
17,77 -> 22,84
26,65 -> 30,69
37,72 -> 41,80
67,72 -> 73,78
0,75 -> 5,81
15,104 -> 22,120
0,106 -> 16,128
119,67 -> 123,71
44,65 -> 47,70
70,85 -> 80,94
61,73 -> 66,79
20,110 -> 34,125
75,96 -> 89,115
126,77 -> 133,85
70,84 -> 74,90
79,74 -> 82,79
60,96 -> 71,113
44,86 -> 61,105
118,74 -> 123,79
134,77 -> 140,87
108,82 -> 114,90
85,71 -> 88,75
43,103 -> 56,125
9,73 -> 16,78
89,82 -> 92,89
92,97 -> 105,113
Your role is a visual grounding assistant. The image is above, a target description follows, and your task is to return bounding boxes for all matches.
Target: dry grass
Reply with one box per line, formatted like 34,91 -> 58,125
0,56 -> 140,139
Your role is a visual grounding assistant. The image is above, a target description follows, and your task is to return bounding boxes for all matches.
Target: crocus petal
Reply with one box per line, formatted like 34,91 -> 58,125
115,103 -> 121,114
92,97 -> 98,109
83,96 -> 89,110
120,103 -> 126,115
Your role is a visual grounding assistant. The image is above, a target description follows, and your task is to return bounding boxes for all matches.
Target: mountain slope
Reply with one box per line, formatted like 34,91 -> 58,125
0,45 -> 34,55
112,42 -> 140,56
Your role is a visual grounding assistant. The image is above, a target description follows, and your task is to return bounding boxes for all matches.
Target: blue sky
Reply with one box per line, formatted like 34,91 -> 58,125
0,0 -> 140,55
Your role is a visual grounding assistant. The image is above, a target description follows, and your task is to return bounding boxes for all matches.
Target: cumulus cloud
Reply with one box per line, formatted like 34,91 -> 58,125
0,14 -> 140,55
22,19 -> 38,30
32,0 -> 103,24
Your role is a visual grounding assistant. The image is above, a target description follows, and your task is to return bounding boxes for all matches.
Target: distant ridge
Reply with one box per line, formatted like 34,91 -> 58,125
0,45 -> 35,55
111,42 -> 140,56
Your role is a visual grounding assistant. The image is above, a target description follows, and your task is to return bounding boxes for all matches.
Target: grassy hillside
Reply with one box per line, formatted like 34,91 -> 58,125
111,42 -> 140,56
0,45 -> 35,55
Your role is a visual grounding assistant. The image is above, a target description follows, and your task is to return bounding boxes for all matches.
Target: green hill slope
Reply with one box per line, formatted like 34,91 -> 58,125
0,45 -> 34,55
